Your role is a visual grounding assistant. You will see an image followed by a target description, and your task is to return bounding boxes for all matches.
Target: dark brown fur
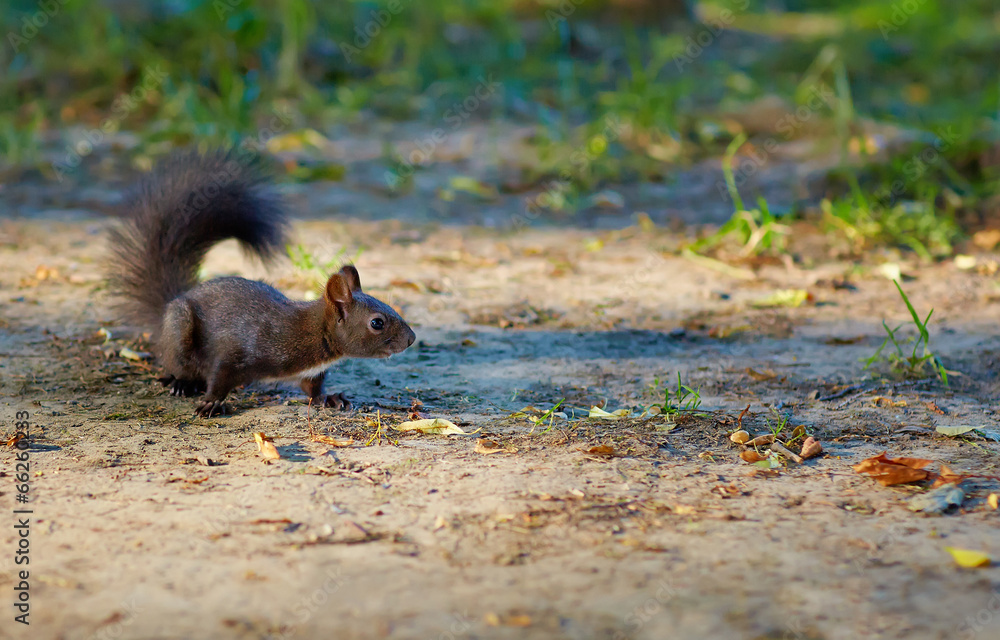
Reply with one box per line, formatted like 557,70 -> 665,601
107,149 -> 415,416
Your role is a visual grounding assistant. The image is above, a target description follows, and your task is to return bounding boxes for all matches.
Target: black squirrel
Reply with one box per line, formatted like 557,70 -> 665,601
107,149 -> 415,417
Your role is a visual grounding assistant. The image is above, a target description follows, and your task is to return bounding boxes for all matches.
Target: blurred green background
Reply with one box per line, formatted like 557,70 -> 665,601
1,0 -> 999,257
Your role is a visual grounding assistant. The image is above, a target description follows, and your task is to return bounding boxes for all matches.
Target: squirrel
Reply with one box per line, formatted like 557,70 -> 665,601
106,149 -> 416,417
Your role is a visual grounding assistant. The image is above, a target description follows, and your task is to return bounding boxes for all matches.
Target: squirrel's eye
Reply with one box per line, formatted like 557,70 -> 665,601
370,318 -> 385,331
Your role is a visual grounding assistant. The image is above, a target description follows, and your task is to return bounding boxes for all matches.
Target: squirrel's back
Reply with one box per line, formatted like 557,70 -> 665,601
107,149 -> 289,329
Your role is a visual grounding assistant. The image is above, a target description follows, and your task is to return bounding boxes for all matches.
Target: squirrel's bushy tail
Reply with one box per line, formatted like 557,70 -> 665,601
107,149 -> 289,328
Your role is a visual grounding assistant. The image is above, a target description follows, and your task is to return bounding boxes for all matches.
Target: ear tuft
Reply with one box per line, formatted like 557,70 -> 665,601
339,264 -> 362,292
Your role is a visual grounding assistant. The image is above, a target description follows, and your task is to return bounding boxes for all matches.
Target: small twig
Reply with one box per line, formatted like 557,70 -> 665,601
736,404 -> 751,431
818,384 -> 863,402
826,378 -> 935,409
332,469 -> 377,484
770,440 -> 803,463
0,353 -> 53,358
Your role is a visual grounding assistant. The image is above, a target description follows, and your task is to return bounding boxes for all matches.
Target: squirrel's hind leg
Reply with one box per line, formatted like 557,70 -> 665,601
160,299 -> 208,398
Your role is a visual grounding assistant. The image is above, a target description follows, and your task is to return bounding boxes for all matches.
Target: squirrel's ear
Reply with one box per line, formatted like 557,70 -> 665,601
339,265 -> 362,292
325,273 -> 354,315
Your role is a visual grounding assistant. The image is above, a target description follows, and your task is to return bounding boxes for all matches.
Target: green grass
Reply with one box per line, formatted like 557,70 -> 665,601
863,280 -> 949,385
765,407 -> 790,439
1,0 -> 998,258
648,373 -> 703,420
529,399 -> 565,434
690,133 -> 790,257
287,243 -> 364,289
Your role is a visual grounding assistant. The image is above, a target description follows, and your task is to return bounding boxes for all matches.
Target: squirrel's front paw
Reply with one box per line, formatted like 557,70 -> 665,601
323,392 -> 352,411
171,379 -> 206,397
194,400 -> 228,417
159,375 -> 206,397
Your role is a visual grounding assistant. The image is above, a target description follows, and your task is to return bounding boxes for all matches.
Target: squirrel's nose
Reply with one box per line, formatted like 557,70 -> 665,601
406,328 -> 415,348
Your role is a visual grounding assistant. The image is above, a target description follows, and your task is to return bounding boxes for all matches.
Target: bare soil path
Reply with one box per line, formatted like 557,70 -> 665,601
1,173 -> 999,640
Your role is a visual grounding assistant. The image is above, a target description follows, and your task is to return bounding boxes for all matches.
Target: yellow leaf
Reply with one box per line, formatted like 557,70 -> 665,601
635,212 -> 656,232
588,406 -> 629,420
448,176 -> 497,200
253,432 -> 281,460
588,135 -> 607,155
944,547 -> 991,568
752,289 -> 809,308
681,248 -> 756,280
394,418 -> 465,435
872,396 -> 907,408
265,129 -> 331,152
505,615 -> 532,627
119,347 -> 153,361
954,255 -> 977,270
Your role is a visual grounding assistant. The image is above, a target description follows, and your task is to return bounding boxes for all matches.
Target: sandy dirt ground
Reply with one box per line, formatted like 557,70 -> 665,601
1,157 -> 1000,640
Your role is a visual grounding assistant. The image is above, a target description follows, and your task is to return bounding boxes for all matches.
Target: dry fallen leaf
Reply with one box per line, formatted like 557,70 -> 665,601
972,228 -> 1000,251
736,404 -> 751,431
746,434 -> 775,447
474,439 -> 504,455
35,264 -> 59,281
872,396 -> 907,408
730,430 -> 750,444
6,433 -> 25,447
407,397 -> 428,421
924,401 -> 945,415
505,615 -> 532,627
389,279 -> 426,292
311,435 -> 354,447
745,367 -> 778,382
934,425 -> 978,437
931,464 -> 968,488
394,418 -> 465,435
909,484 -> 966,514
944,547 -> 991,568
584,445 -> 616,457
987,493 -> 999,510
852,452 -> 932,486
711,484 -> 743,499
253,432 -> 281,460
740,450 -> 765,463
799,437 -> 823,459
